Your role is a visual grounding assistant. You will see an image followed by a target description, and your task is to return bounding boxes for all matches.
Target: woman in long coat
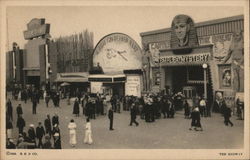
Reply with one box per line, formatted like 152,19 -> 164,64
73,98 -> 80,117
84,118 -> 93,145
68,119 -> 77,147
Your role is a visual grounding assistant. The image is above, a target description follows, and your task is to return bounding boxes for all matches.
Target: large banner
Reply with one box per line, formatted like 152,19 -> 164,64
125,75 -> 141,97
90,82 -> 103,94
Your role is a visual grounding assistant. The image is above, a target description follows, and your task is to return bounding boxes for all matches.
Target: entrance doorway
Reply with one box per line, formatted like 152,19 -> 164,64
26,76 -> 40,89
103,83 -> 125,96
167,65 -> 213,106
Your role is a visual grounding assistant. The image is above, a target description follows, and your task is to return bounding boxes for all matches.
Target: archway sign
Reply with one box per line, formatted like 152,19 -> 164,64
93,33 -> 142,73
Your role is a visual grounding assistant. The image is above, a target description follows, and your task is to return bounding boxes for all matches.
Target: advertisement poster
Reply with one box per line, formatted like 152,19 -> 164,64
90,82 -> 103,94
125,75 -> 141,97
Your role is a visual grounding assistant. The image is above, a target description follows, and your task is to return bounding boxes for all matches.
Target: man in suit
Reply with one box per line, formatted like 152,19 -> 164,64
108,108 -> 114,130
223,104 -> 233,127
16,104 -> 23,117
129,103 -> 139,126
44,115 -> 52,136
32,97 -> 37,114
16,115 -> 25,134
36,122 -> 45,148
52,114 -> 59,127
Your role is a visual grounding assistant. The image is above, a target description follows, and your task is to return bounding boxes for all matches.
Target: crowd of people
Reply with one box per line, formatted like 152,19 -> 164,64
6,86 -> 243,149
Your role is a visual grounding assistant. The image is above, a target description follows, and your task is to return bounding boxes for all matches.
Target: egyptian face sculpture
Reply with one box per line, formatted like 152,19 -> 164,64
172,15 -> 191,47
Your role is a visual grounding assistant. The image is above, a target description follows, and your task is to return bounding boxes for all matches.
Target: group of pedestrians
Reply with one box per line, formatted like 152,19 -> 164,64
6,87 -> 241,149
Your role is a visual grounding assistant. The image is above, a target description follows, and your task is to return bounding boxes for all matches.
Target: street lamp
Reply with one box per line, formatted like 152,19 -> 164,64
202,63 -> 208,100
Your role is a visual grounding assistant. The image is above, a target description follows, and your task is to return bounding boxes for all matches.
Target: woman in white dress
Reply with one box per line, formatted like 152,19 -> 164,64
84,118 -> 93,145
68,119 -> 77,147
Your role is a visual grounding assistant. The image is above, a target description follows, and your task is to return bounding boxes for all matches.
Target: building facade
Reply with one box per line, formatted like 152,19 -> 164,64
140,15 -> 244,108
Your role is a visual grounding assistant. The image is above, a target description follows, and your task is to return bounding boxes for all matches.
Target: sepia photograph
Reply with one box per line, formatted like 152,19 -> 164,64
0,0 -> 249,159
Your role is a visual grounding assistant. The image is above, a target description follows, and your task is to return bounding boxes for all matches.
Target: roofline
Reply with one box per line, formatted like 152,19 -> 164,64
140,15 -> 244,37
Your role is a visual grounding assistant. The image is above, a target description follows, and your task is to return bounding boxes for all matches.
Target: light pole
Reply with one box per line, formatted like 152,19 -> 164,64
202,63 -> 208,100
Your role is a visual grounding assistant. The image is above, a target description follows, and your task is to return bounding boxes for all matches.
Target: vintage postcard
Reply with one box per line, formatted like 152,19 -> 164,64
0,0 -> 249,159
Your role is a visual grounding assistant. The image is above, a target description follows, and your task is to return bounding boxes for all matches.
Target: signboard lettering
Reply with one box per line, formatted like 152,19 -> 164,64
160,53 -> 210,65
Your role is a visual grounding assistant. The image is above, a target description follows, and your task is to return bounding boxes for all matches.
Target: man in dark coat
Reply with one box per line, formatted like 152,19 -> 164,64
108,108 -> 114,130
16,115 -> 25,134
6,99 -> 13,121
223,104 -> 233,127
16,104 -> 23,117
129,103 -> 139,126
36,122 -> 45,148
85,99 -> 91,118
44,115 -> 52,136
32,97 -> 37,114
23,89 -> 27,103
52,114 -> 59,126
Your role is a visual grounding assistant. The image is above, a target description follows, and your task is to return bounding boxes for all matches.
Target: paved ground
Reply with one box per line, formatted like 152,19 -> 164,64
7,94 -> 244,149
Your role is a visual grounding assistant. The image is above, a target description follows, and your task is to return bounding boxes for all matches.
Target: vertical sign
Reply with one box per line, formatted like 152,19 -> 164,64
125,75 -> 141,97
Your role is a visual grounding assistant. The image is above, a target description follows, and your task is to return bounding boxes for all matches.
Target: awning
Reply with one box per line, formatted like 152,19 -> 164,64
88,74 -> 126,83
55,72 -> 89,83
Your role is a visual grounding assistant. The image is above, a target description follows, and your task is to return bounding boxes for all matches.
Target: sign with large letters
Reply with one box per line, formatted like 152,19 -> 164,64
159,52 -> 210,65
93,33 -> 142,73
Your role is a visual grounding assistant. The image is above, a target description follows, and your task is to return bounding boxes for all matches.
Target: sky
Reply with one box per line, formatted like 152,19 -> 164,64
6,4 -> 244,50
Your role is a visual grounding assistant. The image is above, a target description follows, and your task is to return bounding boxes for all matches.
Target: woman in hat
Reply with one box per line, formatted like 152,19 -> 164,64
73,98 -> 80,117
84,118 -> 93,145
53,133 -> 61,149
43,135 -> 52,149
189,106 -> 203,131
68,119 -> 77,147
27,124 -> 36,148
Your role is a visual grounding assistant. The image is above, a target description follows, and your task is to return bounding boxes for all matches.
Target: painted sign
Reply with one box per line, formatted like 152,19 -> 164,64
90,82 -> 103,94
148,41 -> 170,66
93,33 -> 142,73
198,33 -> 233,62
159,53 -> 210,65
218,64 -> 232,88
125,75 -> 141,97
23,18 -> 50,40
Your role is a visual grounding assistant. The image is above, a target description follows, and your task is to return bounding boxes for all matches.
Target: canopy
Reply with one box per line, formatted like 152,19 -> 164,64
60,82 -> 70,86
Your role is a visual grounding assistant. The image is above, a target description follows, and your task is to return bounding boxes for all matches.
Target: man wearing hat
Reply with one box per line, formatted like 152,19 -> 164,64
52,113 -> 59,126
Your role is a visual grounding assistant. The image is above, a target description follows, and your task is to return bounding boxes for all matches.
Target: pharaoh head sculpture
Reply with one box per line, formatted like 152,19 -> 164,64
171,14 -> 198,49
